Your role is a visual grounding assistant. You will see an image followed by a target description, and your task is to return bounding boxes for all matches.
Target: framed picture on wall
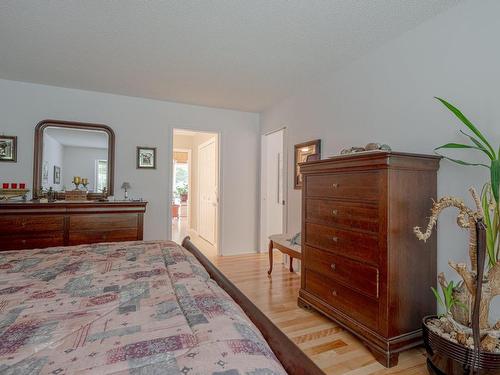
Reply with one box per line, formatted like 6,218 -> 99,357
53,166 -> 61,184
137,146 -> 157,169
294,139 -> 321,189
0,135 -> 17,162
42,161 -> 49,185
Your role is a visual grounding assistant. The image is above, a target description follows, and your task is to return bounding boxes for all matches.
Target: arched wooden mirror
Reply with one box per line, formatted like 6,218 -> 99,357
33,120 -> 115,200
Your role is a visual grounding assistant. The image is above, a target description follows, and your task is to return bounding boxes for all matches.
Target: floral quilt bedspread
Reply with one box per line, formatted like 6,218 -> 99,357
0,241 -> 287,374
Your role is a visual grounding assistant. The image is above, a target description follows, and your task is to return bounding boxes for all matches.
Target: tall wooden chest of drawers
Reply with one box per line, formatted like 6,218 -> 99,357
0,201 -> 147,251
298,151 -> 440,367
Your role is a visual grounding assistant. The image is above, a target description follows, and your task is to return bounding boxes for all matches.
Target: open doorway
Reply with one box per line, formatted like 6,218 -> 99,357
171,129 -> 219,258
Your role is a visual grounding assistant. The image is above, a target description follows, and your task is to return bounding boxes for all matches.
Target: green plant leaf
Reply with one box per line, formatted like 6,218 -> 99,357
459,130 -> 495,160
491,159 -> 500,204
482,184 -> 496,266
431,286 -> 446,313
434,151 -> 490,168
435,143 -> 484,151
435,97 -> 496,158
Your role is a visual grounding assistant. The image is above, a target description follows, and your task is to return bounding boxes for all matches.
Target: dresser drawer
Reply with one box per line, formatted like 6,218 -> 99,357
305,171 -> 380,201
0,233 -> 64,251
305,245 -> 379,298
69,214 -> 138,230
305,199 -> 379,233
0,215 -> 64,234
305,222 -> 379,264
68,229 -> 139,245
305,270 -> 379,329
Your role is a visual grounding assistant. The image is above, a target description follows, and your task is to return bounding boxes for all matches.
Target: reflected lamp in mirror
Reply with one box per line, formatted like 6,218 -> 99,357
33,120 -> 115,200
121,182 -> 131,200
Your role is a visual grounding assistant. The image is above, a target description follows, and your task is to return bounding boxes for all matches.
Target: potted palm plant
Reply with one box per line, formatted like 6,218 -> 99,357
413,98 -> 500,374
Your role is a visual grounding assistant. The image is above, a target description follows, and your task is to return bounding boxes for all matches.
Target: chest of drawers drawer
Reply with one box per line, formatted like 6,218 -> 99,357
305,222 -> 379,265
0,215 -> 64,234
304,245 -> 379,298
68,228 -> 139,246
69,214 -> 138,230
305,198 -> 379,233
305,270 -> 379,329
305,171 -> 380,201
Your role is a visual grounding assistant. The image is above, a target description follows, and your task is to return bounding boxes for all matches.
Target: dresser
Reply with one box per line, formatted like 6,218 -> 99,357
0,201 -> 147,251
298,151 -> 440,367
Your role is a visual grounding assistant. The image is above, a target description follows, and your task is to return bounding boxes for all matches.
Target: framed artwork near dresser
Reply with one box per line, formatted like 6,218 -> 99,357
298,151 -> 440,368
294,139 -> 321,189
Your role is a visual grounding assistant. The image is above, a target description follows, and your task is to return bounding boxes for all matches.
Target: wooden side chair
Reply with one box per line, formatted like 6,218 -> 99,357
268,233 -> 302,275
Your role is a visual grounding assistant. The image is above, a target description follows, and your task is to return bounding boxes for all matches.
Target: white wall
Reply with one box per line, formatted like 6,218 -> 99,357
62,146 -> 107,192
41,133 -> 63,191
0,78 -> 260,255
261,0 -> 499,317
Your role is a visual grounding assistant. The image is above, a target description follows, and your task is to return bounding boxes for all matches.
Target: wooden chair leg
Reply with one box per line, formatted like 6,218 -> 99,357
267,240 -> 273,276
289,256 -> 294,272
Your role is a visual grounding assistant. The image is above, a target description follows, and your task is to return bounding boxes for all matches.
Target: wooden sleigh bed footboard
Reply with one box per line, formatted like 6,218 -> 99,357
181,237 -> 324,375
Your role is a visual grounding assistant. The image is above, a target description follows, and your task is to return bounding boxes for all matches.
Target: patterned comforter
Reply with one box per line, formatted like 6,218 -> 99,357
0,241 -> 287,374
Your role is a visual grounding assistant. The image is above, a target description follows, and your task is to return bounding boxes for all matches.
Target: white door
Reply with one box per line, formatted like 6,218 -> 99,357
261,129 -> 285,250
198,138 -> 217,245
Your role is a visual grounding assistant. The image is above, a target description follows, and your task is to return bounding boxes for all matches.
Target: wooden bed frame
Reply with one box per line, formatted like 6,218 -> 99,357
182,237 -> 324,375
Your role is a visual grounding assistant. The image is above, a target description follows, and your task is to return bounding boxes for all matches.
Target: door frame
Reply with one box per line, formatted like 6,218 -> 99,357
260,126 -> 288,252
197,136 -> 218,248
172,148 -> 192,227
168,128 -> 222,256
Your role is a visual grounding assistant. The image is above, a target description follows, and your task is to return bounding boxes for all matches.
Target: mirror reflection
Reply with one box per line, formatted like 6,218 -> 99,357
41,127 -> 109,193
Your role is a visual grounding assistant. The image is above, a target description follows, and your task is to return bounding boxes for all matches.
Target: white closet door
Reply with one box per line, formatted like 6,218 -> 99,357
198,138 -> 217,245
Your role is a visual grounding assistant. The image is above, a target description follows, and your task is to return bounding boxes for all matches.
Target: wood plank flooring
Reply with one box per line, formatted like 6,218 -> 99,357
212,251 -> 428,375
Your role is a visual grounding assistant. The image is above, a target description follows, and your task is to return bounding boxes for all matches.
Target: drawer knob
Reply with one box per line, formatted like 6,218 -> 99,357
332,290 -> 337,297
331,183 -> 339,189
330,263 -> 336,271
331,209 -> 338,216
332,236 -> 338,243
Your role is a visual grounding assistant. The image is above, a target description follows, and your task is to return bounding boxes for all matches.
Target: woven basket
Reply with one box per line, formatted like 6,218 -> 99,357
423,316 -> 500,374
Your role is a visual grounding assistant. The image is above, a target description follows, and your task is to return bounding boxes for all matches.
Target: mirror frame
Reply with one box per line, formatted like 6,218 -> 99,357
33,119 -> 115,200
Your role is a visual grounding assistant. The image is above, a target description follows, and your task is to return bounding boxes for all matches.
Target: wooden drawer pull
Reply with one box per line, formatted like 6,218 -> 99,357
331,290 -> 337,297
331,209 -> 338,216
331,183 -> 339,189
332,236 -> 338,243
330,263 -> 336,271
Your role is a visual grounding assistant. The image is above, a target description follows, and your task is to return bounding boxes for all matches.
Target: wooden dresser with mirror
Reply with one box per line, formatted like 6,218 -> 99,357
0,120 -> 147,251
298,151 -> 440,367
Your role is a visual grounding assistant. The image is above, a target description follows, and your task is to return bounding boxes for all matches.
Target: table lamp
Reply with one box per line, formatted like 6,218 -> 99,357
121,182 -> 131,200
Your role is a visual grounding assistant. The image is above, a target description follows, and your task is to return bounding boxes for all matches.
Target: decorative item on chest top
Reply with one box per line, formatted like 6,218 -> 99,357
121,182 -> 131,200
413,97 -> 500,374
294,139 -> 321,189
339,142 -> 391,155
0,182 -> 29,201
65,176 -> 88,201
0,135 -> 17,162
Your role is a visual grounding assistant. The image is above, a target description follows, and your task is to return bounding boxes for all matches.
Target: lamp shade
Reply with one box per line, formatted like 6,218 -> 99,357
121,182 -> 131,190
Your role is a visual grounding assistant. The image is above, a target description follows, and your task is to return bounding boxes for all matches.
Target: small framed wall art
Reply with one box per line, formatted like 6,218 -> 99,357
53,166 -> 61,184
294,139 -> 321,189
137,146 -> 157,169
0,135 -> 17,162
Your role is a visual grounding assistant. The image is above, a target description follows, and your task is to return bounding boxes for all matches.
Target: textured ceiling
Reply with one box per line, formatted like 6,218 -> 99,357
0,1 -> 462,112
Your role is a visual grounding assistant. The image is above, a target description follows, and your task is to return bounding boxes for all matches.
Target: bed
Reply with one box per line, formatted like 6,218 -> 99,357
0,238 -> 322,374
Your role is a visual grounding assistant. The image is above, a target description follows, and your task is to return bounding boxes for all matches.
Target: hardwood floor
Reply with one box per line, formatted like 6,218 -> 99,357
212,251 -> 428,375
